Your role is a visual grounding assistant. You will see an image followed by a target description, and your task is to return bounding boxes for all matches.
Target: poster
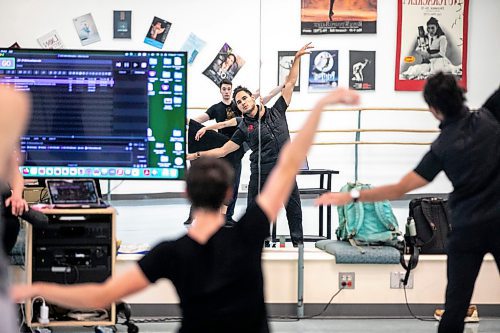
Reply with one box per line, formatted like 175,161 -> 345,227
202,43 -> 245,86
349,51 -> 375,90
181,33 -> 206,65
37,30 -> 65,49
144,16 -> 172,49
395,0 -> 469,91
301,0 -> 377,35
308,50 -> 338,92
113,11 -> 132,39
278,51 -> 300,92
73,13 -> 101,46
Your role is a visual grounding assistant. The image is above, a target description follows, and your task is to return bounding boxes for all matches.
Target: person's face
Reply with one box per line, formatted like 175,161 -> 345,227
427,24 -> 437,36
222,55 -> 235,69
220,84 -> 232,100
234,91 -> 255,114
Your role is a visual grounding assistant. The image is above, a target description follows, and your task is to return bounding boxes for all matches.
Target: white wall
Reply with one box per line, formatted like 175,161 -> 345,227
1,0 -> 499,195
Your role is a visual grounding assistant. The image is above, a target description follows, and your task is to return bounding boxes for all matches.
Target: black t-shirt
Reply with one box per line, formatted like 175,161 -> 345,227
138,203 -> 270,333
206,101 -> 241,138
414,107 -> 500,228
231,96 -> 290,173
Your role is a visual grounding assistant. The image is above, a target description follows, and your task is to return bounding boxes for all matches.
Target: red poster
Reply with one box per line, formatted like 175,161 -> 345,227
395,0 -> 469,91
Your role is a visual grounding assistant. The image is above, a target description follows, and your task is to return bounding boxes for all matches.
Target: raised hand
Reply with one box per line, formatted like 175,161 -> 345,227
317,87 -> 360,108
295,42 -> 314,58
314,192 -> 352,206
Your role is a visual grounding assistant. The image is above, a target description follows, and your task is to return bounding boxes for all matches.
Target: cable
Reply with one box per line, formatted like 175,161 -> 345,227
67,308 -> 108,321
403,284 -> 435,321
269,286 -> 344,321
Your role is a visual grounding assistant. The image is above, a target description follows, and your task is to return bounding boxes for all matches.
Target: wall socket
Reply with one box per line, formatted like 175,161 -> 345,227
240,183 -> 248,191
390,271 -> 414,289
339,272 -> 355,289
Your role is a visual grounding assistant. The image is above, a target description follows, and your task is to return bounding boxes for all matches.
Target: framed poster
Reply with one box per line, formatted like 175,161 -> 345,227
308,50 -> 338,92
395,0 -> 469,91
113,11 -> 132,39
144,16 -> 172,49
278,51 -> 300,92
301,0 -> 377,35
349,51 -> 375,90
202,43 -> 245,86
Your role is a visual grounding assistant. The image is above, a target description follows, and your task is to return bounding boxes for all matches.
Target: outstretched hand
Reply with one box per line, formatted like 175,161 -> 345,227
295,42 -> 314,58
317,87 -> 360,108
314,192 -> 352,206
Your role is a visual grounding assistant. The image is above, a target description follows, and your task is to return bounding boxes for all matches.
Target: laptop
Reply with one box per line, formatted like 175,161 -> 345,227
46,179 -> 109,209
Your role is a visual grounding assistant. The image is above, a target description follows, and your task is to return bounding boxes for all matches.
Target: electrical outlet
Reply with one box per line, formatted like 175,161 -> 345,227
390,271 -> 414,289
339,272 -> 355,289
240,183 -> 249,191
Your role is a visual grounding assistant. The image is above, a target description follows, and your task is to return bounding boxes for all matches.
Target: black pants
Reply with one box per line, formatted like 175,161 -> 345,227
225,159 -> 241,219
247,171 -> 303,244
438,220 -> 500,333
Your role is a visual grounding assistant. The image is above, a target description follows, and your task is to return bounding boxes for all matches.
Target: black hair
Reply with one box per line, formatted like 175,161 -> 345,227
219,79 -> 232,89
482,87 -> 500,121
186,157 -> 234,211
427,17 -> 445,37
423,72 -> 466,117
232,85 -> 252,101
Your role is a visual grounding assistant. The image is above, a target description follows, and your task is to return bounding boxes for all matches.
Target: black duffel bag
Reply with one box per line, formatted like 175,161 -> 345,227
407,197 -> 451,254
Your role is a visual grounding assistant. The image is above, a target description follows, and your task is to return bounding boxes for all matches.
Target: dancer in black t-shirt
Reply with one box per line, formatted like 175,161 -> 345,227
12,88 -> 360,333
186,79 -> 284,226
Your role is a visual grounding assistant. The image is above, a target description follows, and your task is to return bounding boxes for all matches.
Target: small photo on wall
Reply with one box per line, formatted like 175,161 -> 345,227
181,33 -> 206,65
144,17 -> 172,49
308,50 -> 338,92
202,43 -> 245,86
113,11 -> 132,39
73,13 -> 101,46
349,51 -> 375,90
37,30 -> 65,49
278,51 -> 300,92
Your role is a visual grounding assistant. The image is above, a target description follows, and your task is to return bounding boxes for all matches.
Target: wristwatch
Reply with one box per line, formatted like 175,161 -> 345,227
350,188 -> 361,203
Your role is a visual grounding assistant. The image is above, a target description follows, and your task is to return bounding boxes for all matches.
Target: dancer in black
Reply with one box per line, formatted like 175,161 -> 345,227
187,43 -> 313,246
316,74 -> 500,333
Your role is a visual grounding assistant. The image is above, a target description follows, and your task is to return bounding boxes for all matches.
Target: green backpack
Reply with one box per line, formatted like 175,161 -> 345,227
336,182 -> 401,250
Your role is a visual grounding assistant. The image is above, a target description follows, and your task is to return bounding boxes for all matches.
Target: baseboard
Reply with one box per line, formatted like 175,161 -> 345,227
129,303 -> 500,318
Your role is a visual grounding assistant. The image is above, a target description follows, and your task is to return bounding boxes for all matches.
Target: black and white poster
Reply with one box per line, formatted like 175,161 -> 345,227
308,50 -> 338,92
349,51 -> 375,90
113,11 -> 132,39
395,0 -> 469,90
278,51 -> 300,92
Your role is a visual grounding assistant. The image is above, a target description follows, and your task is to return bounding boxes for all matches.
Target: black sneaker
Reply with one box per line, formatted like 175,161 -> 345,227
183,217 -> 193,226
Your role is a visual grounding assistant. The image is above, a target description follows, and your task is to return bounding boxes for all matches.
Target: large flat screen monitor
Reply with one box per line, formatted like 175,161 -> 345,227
0,48 -> 187,180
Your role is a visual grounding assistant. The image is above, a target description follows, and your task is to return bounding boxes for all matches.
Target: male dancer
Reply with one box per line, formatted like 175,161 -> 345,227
316,74 -> 499,333
12,87 -> 360,332
187,43 -> 313,246
186,80 -> 284,225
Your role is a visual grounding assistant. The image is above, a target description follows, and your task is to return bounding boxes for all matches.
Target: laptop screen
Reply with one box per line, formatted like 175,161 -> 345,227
46,179 -> 99,205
